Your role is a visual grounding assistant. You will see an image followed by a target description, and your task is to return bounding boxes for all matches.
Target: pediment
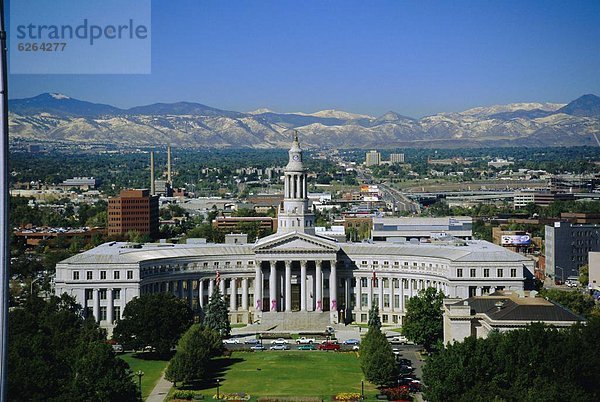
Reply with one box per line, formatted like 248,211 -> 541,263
253,232 -> 340,254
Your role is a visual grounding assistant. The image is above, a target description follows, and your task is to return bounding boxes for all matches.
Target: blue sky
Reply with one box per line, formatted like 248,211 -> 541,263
8,0 -> 600,117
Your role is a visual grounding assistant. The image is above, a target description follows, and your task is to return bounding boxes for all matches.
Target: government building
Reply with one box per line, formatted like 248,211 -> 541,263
55,136 -> 533,332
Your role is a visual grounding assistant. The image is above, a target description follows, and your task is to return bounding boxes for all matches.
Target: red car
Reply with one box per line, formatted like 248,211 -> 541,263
318,342 -> 340,351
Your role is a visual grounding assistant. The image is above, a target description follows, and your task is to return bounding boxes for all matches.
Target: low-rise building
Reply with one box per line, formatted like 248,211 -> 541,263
371,216 -> 472,242
443,291 -> 584,344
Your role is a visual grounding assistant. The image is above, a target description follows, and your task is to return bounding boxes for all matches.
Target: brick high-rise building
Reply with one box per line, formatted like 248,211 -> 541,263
108,189 -> 159,238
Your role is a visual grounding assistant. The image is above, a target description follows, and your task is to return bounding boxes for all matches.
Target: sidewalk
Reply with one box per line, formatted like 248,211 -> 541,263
145,372 -> 172,402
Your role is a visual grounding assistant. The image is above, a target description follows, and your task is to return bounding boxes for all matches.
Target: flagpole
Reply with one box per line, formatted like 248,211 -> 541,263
0,0 -> 10,399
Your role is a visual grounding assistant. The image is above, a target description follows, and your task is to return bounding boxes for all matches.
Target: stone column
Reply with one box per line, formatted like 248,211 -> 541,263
208,279 -> 215,300
219,276 -> 225,294
107,288 -> 114,324
198,279 -> 204,308
367,275 -> 373,309
187,279 -> 194,308
390,278 -> 395,312
230,278 -> 237,311
285,261 -> 292,312
356,276 -> 362,310
254,264 -> 263,311
242,278 -> 249,311
329,260 -> 337,311
378,277 -> 384,311
121,288 -> 127,319
300,260 -> 307,311
178,280 -> 183,298
399,279 -> 404,312
92,288 -> 100,322
269,262 -> 277,311
316,261 -> 323,311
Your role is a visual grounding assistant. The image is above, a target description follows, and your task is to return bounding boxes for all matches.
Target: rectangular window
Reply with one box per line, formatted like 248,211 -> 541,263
470,269 -> 476,278
99,306 -> 107,321
73,271 -> 80,280
99,289 -> 107,300
86,271 -> 93,280
113,271 -> 120,280
403,280 -> 408,289
394,295 -> 400,309
457,269 -> 463,278
114,289 -> 121,300
394,279 -> 399,288
404,295 -> 409,306
361,313 -> 367,322
127,270 -> 133,280
113,306 -> 121,321
484,269 -> 490,278
361,293 -> 368,308
511,268 -> 517,278
361,278 -> 368,287
100,271 -> 106,280
383,278 -> 389,288
373,294 -> 379,307
384,294 -> 390,308
497,269 -> 504,278
382,314 -> 388,323
85,289 -> 93,300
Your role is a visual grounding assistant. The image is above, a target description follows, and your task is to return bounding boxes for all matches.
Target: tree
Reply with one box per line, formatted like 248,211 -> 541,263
539,288 -> 595,317
360,304 -> 397,387
402,287 -> 445,351
113,293 -> 194,356
8,294 -> 138,401
367,304 -> 381,330
579,264 -> 589,286
165,325 -> 223,385
423,320 -> 600,402
204,287 -> 231,337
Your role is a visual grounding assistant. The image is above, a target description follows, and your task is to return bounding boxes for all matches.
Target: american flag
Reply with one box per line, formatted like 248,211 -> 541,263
372,270 -> 376,285
215,270 -> 221,285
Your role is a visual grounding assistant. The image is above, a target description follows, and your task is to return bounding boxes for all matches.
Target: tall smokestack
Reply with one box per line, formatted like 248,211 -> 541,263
150,151 -> 155,195
167,145 -> 172,184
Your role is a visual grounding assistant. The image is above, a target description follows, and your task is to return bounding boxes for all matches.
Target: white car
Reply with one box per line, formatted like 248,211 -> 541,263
271,338 -> 289,345
223,338 -> 240,344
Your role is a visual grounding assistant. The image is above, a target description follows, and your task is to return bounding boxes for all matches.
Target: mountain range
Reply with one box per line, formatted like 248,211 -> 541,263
8,93 -> 600,149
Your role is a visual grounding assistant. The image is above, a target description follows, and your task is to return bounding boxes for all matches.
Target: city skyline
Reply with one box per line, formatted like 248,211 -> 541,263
8,0 -> 600,117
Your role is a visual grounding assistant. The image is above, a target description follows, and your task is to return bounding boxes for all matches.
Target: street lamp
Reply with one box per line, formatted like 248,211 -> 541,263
216,378 -> 221,398
30,276 -> 41,296
136,370 -> 144,398
361,379 -> 364,400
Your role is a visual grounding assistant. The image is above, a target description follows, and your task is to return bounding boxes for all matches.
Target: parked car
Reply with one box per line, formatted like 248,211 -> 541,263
296,337 -> 316,344
397,358 -> 412,367
343,338 -> 360,345
270,344 -> 290,350
112,344 -> 123,353
390,336 -> 410,345
352,345 -> 360,351
223,338 -> 240,344
397,377 -> 421,392
244,338 -> 260,345
318,342 -> 341,351
250,344 -> 265,351
297,343 -> 317,350
271,338 -> 289,345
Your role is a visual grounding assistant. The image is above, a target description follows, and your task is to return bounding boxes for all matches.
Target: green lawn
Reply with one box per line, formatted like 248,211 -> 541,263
172,351 -> 379,399
120,353 -> 170,400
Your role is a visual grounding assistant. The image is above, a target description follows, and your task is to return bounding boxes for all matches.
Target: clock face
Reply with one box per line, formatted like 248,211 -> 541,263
293,154 -> 300,161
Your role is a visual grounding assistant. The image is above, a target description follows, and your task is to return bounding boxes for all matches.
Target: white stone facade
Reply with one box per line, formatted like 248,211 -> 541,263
54,138 -> 532,331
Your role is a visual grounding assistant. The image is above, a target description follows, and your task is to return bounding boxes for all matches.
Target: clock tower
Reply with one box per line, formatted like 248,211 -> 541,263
277,132 -> 315,235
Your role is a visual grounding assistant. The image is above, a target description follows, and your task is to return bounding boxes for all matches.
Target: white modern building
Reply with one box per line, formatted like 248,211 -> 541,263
371,216 -> 473,242
365,150 -> 381,167
55,137 -> 532,332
